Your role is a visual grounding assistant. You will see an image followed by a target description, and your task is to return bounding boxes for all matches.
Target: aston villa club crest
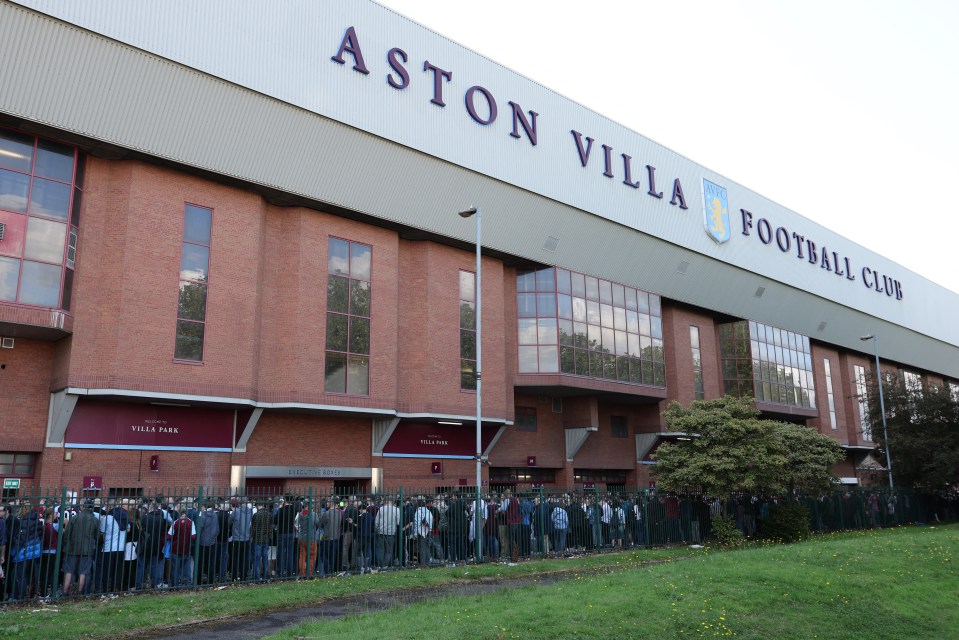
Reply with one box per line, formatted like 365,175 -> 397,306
703,179 -> 730,244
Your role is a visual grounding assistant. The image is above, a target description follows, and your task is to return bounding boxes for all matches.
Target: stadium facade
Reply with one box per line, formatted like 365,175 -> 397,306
1,0 -> 957,497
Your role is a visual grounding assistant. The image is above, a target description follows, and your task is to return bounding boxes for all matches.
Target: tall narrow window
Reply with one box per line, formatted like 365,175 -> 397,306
174,204 -> 211,361
823,358 -> 837,430
459,270 -> 476,390
0,128 -> 83,310
690,326 -> 704,400
325,237 -> 371,395
854,364 -> 871,441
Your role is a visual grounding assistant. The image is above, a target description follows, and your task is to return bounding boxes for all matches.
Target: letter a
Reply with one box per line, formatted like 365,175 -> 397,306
331,26 -> 369,75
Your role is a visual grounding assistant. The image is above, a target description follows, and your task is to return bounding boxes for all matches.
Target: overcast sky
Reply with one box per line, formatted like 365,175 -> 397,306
376,0 -> 959,295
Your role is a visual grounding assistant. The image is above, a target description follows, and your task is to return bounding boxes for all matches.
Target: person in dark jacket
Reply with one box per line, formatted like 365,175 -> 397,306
61,500 -> 99,596
140,503 -> 168,588
273,498 -> 296,578
10,504 -> 42,600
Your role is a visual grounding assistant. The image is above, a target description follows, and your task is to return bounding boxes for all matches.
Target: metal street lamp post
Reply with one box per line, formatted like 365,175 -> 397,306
860,334 -> 894,491
459,206 -> 483,561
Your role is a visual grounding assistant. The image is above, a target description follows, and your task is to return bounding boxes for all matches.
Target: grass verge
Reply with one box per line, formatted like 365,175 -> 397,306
267,524 -> 959,640
0,547 -> 694,639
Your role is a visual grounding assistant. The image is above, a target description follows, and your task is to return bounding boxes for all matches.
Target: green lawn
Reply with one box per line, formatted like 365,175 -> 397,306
268,525 -> 958,640
1,527 -> 954,639
0,547 -> 693,639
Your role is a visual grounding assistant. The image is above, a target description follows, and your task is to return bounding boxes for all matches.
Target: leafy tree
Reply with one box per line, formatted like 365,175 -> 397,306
863,374 -> 959,489
652,396 -> 843,496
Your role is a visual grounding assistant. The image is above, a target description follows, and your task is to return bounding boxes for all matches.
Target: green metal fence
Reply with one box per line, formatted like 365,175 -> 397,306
0,485 -> 954,603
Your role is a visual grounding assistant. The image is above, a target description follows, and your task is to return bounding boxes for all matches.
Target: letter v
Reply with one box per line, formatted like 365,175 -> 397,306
571,130 -> 594,167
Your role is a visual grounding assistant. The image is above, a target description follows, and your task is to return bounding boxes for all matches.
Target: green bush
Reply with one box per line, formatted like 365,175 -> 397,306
710,514 -> 743,546
763,500 -> 811,543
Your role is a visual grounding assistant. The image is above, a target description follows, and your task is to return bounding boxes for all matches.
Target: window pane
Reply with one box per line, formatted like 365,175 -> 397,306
327,275 -> 349,313
350,243 -> 371,280
585,276 -> 599,301
326,313 -> 348,351
617,355 -> 629,381
557,294 -> 573,320
0,129 -> 34,172
639,314 -> 651,336
651,316 -> 663,339
599,279 -> 612,304
459,270 -> 475,301
537,317 -> 557,344
572,297 -> 587,322
71,186 -> 82,226
461,329 -> 476,359
536,292 -> 556,317
558,319 -> 574,346
518,346 -> 538,372
460,300 -> 476,330
600,303 -> 613,327
517,293 -> 536,317
613,307 -> 626,331
615,330 -> 627,355
34,139 -> 74,182
23,216 -> 66,263
350,279 -> 371,316
174,320 -> 204,361
539,346 -> 559,373
625,287 -> 638,311
0,256 -> 20,301
602,327 -> 615,353
611,284 -> 625,308
637,291 -> 650,314
180,243 -> 209,282
184,205 -> 212,245
556,268 -> 571,294
518,318 -> 537,345
18,260 -> 61,306
570,271 -> 586,297
328,238 -> 350,275
29,177 -> 71,219
0,168 -> 30,213
629,357 -> 642,383
587,323 -> 601,350
573,322 -> 588,348
461,359 -> 476,390
347,356 -> 369,395
588,351 -> 603,377
586,300 -> 600,325
535,267 -> 555,291
349,316 -> 370,354
61,267 -> 74,311
627,333 -> 640,357
325,352 -> 347,392
575,349 -> 589,375
626,310 -> 638,334
560,346 -> 575,373
516,269 -> 535,292
178,281 -> 207,321
650,294 -> 662,316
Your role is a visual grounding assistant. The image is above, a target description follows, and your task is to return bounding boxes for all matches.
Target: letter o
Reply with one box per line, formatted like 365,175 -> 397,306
775,227 -> 790,253
757,218 -> 773,244
465,85 -> 498,125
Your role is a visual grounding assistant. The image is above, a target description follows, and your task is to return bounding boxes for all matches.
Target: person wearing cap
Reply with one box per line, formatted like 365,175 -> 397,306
60,500 -> 99,597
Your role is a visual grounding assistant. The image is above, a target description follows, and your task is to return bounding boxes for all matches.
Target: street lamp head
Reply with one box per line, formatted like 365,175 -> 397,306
458,207 -> 478,219
860,335 -> 874,341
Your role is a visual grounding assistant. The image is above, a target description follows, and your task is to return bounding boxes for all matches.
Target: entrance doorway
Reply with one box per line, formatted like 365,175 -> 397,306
245,478 -> 285,501
333,479 -> 368,496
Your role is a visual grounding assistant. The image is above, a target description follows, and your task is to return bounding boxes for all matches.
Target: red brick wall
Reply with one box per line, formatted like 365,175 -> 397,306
0,338 -> 53,451
662,304 -> 722,406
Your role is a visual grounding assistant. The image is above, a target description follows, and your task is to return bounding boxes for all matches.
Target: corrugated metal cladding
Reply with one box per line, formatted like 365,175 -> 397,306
0,2 -> 957,377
